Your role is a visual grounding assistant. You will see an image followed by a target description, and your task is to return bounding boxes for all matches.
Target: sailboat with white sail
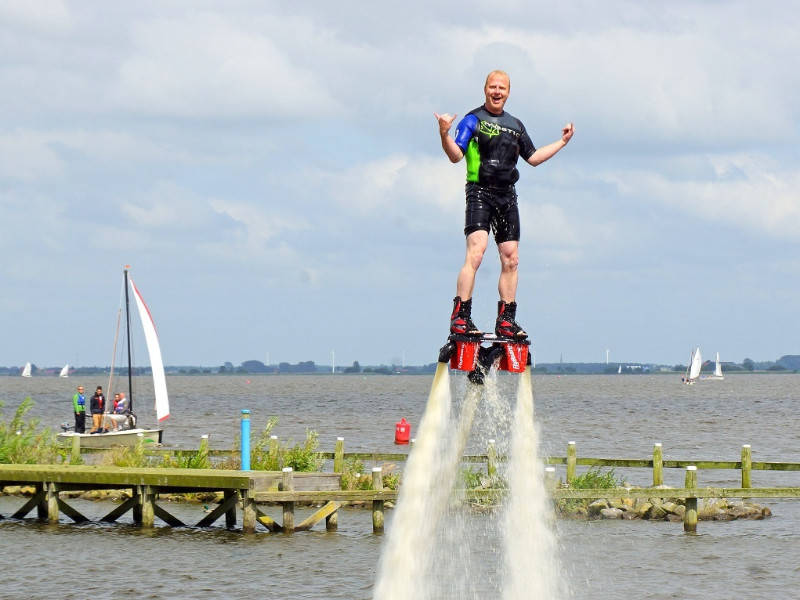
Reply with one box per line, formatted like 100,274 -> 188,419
59,266 -> 170,448
683,347 -> 702,385
59,364 -> 69,378
703,352 -> 724,380
21,362 -> 32,377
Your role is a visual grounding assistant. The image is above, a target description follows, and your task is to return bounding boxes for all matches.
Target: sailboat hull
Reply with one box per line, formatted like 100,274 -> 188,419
58,428 -> 164,448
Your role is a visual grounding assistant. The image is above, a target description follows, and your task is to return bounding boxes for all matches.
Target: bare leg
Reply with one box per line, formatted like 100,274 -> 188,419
497,240 -> 519,302
456,230 -> 489,299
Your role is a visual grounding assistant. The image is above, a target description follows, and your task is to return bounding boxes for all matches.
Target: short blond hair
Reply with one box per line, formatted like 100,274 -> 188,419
484,70 -> 510,89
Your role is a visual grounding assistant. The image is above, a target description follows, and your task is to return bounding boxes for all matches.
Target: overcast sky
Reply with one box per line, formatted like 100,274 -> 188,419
2,1 -> 799,368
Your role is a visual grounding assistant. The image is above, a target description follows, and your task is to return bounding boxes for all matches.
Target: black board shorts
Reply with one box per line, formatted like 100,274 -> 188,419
463,182 -> 520,243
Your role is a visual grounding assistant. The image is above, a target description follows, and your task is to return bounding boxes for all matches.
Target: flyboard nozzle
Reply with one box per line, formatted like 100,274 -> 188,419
438,341 -> 456,363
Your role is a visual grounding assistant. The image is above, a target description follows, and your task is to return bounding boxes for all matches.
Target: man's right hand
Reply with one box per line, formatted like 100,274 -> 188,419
434,112 -> 457,135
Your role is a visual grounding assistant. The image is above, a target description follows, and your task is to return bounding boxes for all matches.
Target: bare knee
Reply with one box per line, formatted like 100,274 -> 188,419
499,249 -> 519,272
465,235 -> 488,271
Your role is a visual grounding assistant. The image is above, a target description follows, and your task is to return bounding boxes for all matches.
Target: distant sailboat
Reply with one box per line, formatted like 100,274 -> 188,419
59,364 -> 69,378
703,352 -> 724,381
21,362 -> 32,377
617,365 -> 622,374
683,347 -> 702,385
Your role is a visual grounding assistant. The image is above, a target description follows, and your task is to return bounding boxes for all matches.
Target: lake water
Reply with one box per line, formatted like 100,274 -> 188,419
2,373 -> 800,599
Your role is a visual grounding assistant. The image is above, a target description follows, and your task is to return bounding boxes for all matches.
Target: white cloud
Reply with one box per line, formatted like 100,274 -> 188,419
0,131 -> 65,179
0,128 -> 198,181
440,13 -> 797,148
0,0 -> 71,32
208,197 -> 309,253
609,154 -> 800,239
112,12 -> 341,118
316,153 -> 463,229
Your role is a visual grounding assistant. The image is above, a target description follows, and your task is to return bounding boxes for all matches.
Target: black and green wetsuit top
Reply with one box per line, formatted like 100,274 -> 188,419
453,106 -> 536,187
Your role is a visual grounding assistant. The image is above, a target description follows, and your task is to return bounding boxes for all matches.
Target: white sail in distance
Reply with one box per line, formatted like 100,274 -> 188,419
688,347 -> 702,381
129,278 -> 170,422
59,364 -> 69,378
714,353 -> 723,378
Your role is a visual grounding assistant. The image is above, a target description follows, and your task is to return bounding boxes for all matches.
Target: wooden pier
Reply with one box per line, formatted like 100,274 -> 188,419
0,464 -> 343,533
3,439 -> 800,534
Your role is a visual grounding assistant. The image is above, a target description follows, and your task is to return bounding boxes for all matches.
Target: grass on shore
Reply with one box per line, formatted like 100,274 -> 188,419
0,398 -> 67,464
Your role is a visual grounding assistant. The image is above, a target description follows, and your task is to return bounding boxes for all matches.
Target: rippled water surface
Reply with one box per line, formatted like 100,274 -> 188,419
2,373 -> 800,599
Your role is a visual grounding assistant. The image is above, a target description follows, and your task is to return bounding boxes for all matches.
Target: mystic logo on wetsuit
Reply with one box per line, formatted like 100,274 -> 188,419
453,106 -> 537,187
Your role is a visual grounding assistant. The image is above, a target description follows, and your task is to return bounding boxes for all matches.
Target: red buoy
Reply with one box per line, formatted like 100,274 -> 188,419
395,417 -> 411,444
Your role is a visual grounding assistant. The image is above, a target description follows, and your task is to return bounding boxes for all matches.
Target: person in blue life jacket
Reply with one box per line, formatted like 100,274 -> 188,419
71,385 -> 86,433
435,70 -> 574,338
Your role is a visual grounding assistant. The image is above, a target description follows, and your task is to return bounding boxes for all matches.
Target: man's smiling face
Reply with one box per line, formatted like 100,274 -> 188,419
484,73 -> 510,115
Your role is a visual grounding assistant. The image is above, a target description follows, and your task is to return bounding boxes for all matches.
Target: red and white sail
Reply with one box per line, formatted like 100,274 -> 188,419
129,277 -> 170,422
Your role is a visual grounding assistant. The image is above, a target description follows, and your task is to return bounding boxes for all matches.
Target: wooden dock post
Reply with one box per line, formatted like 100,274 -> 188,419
653,443 -> 663,486
241,489 -> 256,533
70,435 -> 81,464
566,441 -> 577,484
334,437 -> 344,473
742,444 -> 752,489
140,485 -> 155,529
683,466 -> 698,533
282,467 -> 295,533
46,482 -> 59,523
325,508 -> 338,531
372,467 -> 384,533
487,439 -> 497,477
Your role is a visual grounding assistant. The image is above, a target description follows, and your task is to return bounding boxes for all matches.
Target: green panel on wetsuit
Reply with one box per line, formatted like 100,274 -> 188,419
465,138 -> 480,182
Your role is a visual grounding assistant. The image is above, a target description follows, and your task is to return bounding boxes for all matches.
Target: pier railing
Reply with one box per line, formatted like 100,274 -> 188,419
5,439 -> 800,534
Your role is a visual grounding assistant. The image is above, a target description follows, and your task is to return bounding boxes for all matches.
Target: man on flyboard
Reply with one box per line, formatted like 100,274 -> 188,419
435,70 -> 574,340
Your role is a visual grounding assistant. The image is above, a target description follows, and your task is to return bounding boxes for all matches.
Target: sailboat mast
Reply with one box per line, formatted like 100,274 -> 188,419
124,266 -> 134,412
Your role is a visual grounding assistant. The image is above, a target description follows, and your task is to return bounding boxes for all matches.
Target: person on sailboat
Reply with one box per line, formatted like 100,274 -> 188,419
89,385 -> 107,434
116,391 -> 129,414
71,385 -> 86,433
108,392 -> 130,431
435,70 -> 574,338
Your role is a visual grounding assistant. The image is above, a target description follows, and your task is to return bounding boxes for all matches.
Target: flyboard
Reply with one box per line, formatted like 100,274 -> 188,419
438,332 -> 531,384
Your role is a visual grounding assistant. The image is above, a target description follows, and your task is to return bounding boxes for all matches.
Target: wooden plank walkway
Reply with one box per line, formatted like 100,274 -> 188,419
0,464 -> 341,533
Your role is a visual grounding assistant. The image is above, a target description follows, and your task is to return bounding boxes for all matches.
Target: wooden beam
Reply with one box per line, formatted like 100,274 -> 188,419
153,504 -> 185,527
55,497 -> 89,523
255,507 -> 282,532
11,490 -> 46,519
224,490 -> 237,529
101,497 -> 137,522
195,492 -> 239,528
296,501 -> 341,532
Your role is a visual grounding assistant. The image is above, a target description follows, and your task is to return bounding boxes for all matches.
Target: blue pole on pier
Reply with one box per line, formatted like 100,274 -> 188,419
241,409 -> 251,471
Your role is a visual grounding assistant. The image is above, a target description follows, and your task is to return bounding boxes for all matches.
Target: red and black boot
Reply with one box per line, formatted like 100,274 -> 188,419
450,296 -> 482,336
495,300 -> 528,339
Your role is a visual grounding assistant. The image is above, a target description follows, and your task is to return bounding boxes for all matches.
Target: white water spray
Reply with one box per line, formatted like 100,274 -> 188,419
373,363 -> 454,599
374,364 -> 564,600
501,368 -> 563,599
